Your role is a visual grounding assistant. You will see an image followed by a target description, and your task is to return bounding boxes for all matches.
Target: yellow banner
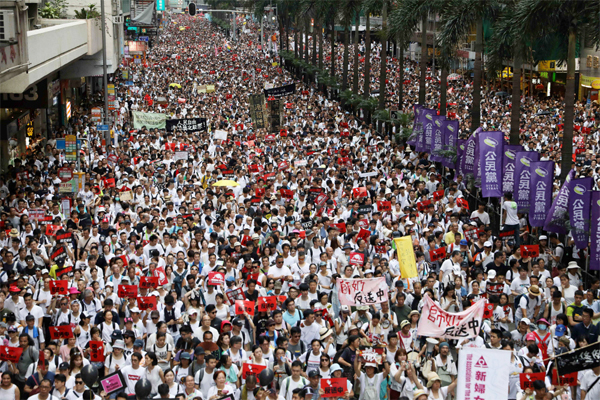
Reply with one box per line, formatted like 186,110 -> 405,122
394,237 -> 418,279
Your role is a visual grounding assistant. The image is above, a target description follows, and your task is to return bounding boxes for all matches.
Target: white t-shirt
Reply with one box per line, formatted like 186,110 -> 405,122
120,365 -> 147,394
510,277 -> 530,295
502,201 -> 519,225
358,372 -> 385,400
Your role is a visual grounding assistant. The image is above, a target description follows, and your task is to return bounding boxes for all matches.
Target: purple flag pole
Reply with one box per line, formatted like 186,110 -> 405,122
456,139 -> 466,177
407,104 -> 422,147
544,169 -> 575,235
502,145 -> 524,194
479,131 -> 503,198
461,129 -> 480,179
529,161 -> 554,227
569,178 -> 592,249
590,191 -> 600,270
514,151 -> 540,213
418,109 -> 434,153
430,115 -> 446,162
442,120 -> 459,168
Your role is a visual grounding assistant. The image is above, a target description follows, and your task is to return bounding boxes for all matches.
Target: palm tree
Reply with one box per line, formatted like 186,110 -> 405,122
511,0 -> 600,181
362,10 -> 371,98
389,0 -> 441,106
353,11 -> 361,95
438,0 -> 502,132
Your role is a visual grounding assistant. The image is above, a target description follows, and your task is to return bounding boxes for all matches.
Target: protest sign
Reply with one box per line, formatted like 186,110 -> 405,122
529,161 -> 554,227
394,237 -> 418,279
515,151 -> 538,212
154,266 -> 169,285
544,169 -> 575,235
456,347 -> 510,400
140,276 -> 158,290
89,341 -> 105,362
225,288 -> 245,305
356,228 -> 371,241
417,296 -> 485,339
483,302 -> 494,319
50,280 -> 68,295
569,177 -> 592,249
214,130 -> 228,141
263,83 -> 295,98
208,271 -> 225,286
166,117 -> 207,132
502,145 -> 523,194
49,325 -> 74,340
520,245 -> 539,258
242,363 -> 267,379
0,346 -> 23,363
556,341 -> 600,375
591,192 -> 600,271
50,247 -> 67,263
349,252 -> 365,266
352,187 -> 367,198
120,191 -> 133,201
479,131 -> 503,198
46,224 -> 62,236
56,232 -> 72,245
100,371 -> 126,395
137,296 -> 158,311
337,278 -> 388,306
429,247 -> 446,263
432,190 -> 445,202
249,93 -> 266,129
551,369 -> 578,387
56,266 -> 72,277
321,378 -> 348,398
430,115 -> 446,162
519,372 -> 545,390
377,201 -> 391,212
118,285 -> 138,298
235,300 -> 255,316
132,111 -> 167,129
257,296 -> 278,312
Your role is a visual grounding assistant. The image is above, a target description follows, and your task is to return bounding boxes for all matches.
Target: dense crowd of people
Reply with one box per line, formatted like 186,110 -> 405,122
0,11 -> 599,400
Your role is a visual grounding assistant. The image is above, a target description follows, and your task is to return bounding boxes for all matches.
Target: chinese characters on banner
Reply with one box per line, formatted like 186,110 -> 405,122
479,131 -> 503,198
89,341 -> 105,362
417,296 -> 485,339
337,278 -> 388,306
394,237 -> 418,279
49,325 -> 74,340
591,192 -> 600,271
320,378 -> 348,398
528,161 -> 554,227
556,341 -> 600,375
456,347 -> 510,400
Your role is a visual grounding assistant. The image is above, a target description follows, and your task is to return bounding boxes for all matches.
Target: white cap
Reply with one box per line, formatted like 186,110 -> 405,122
539,235 -> 548,240
208,243 -> 216,248
483,241 -> 492,247
106,282 -> 114,287
130,307 -> 141,313
487,270 -> 497,279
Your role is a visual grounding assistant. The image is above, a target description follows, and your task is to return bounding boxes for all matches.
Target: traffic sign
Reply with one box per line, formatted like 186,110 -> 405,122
97,125 -> 109,131
58,167 -> 73,182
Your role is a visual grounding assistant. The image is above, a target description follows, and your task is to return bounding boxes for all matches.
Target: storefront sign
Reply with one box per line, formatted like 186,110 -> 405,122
1,80 -> 49,109
65,135 -> 77,162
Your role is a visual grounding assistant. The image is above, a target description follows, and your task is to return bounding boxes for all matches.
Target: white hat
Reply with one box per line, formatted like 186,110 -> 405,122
130,307 -> 141,313
233,242 -> 241,247
252,233 -> 260,240
150,291 -> 160,296
113,340 -> 126,350
106,282 -> 114,287
364,362 -> 377,368
539,235 -> 548,240
208,243 -> 216,248
483,241 -> 492,247
567,262 -> 580,269
487,270 -> 497,279
520,318 -> 531,326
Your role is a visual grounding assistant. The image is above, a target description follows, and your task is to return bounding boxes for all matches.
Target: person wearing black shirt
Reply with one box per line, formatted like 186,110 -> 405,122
244,279 -> 259,302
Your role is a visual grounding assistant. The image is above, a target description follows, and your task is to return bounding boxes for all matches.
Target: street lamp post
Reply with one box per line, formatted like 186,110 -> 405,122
100,0 -> 110,150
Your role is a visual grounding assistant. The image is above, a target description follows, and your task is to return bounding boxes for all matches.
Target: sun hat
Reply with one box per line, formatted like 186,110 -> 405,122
413,389 -> 428,400
330,364 -> 343,374
528,285 -> 542,297
320,327 -> 333,340
427,372 -> 442,388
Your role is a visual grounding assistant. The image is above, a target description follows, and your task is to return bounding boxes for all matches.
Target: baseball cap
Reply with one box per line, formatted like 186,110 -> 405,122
483,241 -> 492,247
112,340 -> 126,350
194,347 -> 206,356
180,352 -> 191,360
555,324 -> 567,337
487,270 -> 497,279
308,370 -> 321,378
25,314 -> 35,321
459,239 -> 468,246
134,339 -> 144,347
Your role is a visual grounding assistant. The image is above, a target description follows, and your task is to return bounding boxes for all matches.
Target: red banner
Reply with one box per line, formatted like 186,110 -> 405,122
45,224 -> 62,236
417,200 -> 431,212
483,302 -> 494,319
357,228 -> 371,241
519,372 -> 545,390
349,252 -> 365,266
103,178 -> 116,188
257,296 -> 278,312
352,187 -> 367,198
429,247 -> 447,262
331,223 -> 346,233
377,201 -> 391,212
375,245 -> 387,254
140,277 -> 158,290
315,193 -> 328,207
321,378 -> 348,398
50,280 -> 69,295
235,300 -> 255,316
118,285 -> 138,298
0,346 -> 23,363
137,296 -> 158,311
89,341 -> 105,362
154,266 -> 169,286
208,271 -> 225,286
279,189 -> 294,199
433,190 -> 445,202
49,325 -> 74,340
520,245 -> 540,258
56,266 -> 72,277
241,363 -> 267,379
457,198 -> 469,209
278,161 -> 289,171
551,369 -> 578,386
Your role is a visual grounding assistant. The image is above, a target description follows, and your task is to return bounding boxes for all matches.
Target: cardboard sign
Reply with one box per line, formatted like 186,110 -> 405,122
520,245 -> 540,258
551,369 -> 578,386
49,325 -> 74,340
118,285 -> 138,298
457,198 -> 469,209
45,224 -> 62,236
103,178 -> 116,188
433,190 -> 445,202
377,201 -> 391,212
519,372 -> 546,390
417,200 -> 432,212
137,296 -> 158,311
357,228 -> 371,241
321,378 -> 348,398
483,302 -> 494,319
280,189 -> 294,199
257,296 -> 278,312
89,341 -> 105,362
140,276 -> 159,290
225,288 -> 245,305
235,300 -> 255,316
241,363 -> 267,379
349,252 -> 365,266
278,161 -> 289,171
353,187 -> 367,198
0,346 -> 23,363
208,271 -> 225,286
50,280 -> 69,295
429,247 -> 447,262
50,246 -> 67,262
154,266 -> 169,285
375,245 -> 387,254
331,223 -> 346,234
100,370 -> 127,395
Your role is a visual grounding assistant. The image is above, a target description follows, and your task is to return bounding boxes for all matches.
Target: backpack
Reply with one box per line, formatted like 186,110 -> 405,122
514,293 -> 530,310
284,376 -> 307,394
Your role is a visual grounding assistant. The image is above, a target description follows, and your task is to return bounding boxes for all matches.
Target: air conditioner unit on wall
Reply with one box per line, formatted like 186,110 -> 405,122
0,9 -> 17,43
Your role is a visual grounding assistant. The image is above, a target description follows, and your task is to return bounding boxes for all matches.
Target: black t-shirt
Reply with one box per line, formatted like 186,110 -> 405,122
245,289 -> 259,302
340,347 -> 357,372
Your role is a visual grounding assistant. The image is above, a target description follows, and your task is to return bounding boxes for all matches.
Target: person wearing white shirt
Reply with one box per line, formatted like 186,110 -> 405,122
120,353 -> 147,396
581,365 -> 600,399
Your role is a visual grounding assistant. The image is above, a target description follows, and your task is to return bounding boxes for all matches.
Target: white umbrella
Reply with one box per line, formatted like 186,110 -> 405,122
447,73 -> 462,81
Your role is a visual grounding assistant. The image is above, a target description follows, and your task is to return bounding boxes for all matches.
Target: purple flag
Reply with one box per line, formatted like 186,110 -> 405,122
460,131 -> 479,178
479,131 -> 503,198
514,151 -> 540,213
502,145 -> 524,194
529,161 -> 554,227
442,120 -> 459,168
430,115 -> 446,162
407,105 -> 422,148
418,108 -> 435,153
590,192 -> 600,270
569,177 -> 592,249
456,139 -> 466,177
544,169 -> 575,235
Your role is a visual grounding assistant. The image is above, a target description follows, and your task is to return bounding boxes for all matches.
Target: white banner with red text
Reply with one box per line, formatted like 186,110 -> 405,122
456,347 -> 511,400
416,296 -> 485,339
337,278 -> 388,306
